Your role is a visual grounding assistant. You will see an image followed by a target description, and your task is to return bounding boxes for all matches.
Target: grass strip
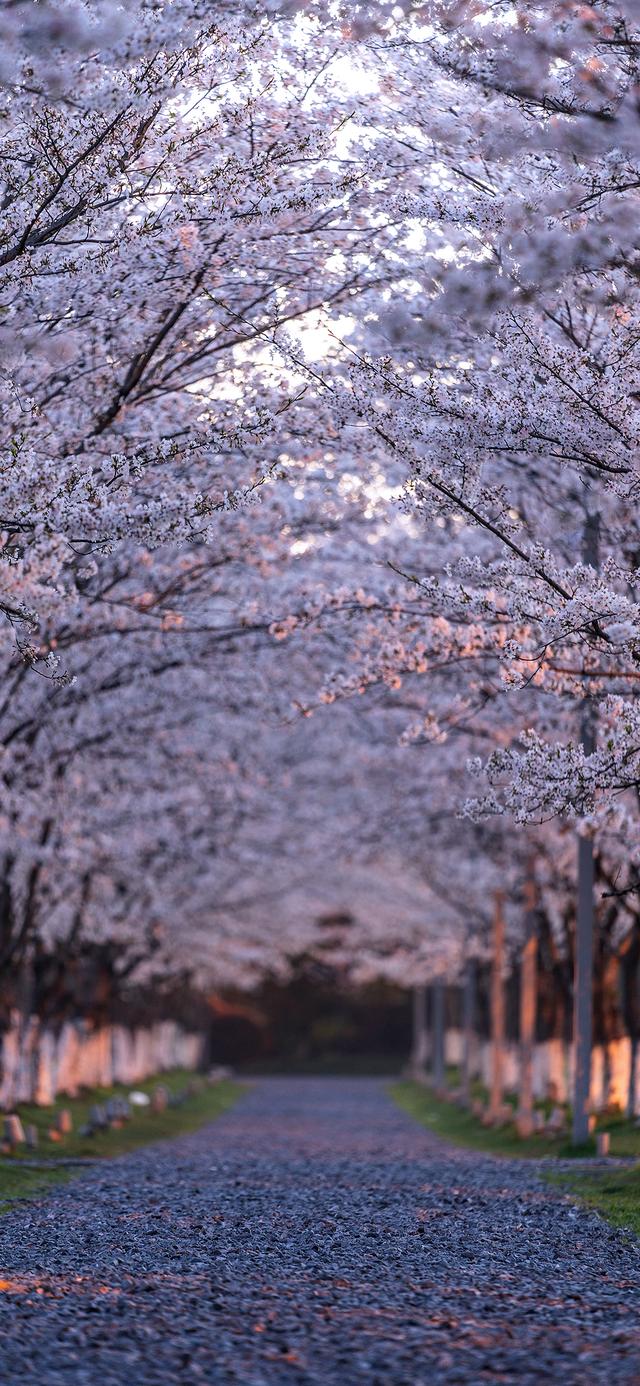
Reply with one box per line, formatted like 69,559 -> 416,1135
391,1080 -> 571,1158
391,1079 -> 640,1160
546,1166 -> 640,1239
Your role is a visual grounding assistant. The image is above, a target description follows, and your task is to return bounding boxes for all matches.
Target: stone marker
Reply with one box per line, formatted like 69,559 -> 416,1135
129,1091 -> 150,1107
25,1124 -> 38,1151
546,1106 -> 567,1134
56,1108 -> 73,1135
596,1131 -> 610,1157
3,1115 -> 25,1148
151,1084 -> 169,1114
481,1101 -> 512,1128
105,1098 -> 125,1126
208,1065 -> 232,1084
90,1104 -> 108,1129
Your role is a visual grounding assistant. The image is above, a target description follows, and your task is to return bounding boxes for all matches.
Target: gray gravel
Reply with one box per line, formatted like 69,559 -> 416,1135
0,1076 -> 638,1384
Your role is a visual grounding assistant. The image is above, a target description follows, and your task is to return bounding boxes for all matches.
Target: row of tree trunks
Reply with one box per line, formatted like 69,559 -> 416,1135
410,880 -> 640,1135
0,1019 -> 205,1109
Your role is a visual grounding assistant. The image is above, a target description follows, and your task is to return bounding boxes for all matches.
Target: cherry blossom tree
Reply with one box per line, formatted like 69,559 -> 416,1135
4,0 -> 640,1132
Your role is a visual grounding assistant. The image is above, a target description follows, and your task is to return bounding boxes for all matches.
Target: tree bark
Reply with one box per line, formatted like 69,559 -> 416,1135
620,924 -> 640,1119
410,985 -> 429,1074
629,1036 -> 638,1121
573,832 -> 594,1144
572,509 -> 598,1147
432,978 -> 445,1093
517,875 -> 537,1137
488,890 -> 506,1121
461,958 -> 475,1107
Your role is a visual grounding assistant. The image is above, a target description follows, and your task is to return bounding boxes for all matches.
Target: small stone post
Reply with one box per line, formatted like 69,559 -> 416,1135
56,1108 -> 73,1135
3,1114 -> 25,1150
25,1124 -> 38,1151
152,1084 -> 169,1114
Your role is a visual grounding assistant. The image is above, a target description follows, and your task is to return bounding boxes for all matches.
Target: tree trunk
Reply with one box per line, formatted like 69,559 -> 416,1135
573,831 -> 594,1144
573,510 -> 598,1146
488,890 -> 506,1121
410,985 -> 429,1074
601,947 -> 623,1109
629,1036 -> 638,1121
461,958 -> 476,1107
517,876 -> 537,1137
14,957 -> 35,1105
620,924 -> 640,1120
432,978 -> 445,1093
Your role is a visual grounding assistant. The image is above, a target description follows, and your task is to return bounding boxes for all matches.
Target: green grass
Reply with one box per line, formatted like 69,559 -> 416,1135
0,1162 -> 77,1214
0,1069 -> 242,1213
391,1078 -> 640,1160
391,1080 -> 573,1158
583,1107 -> 640,1158
548,1167 -> 640,1239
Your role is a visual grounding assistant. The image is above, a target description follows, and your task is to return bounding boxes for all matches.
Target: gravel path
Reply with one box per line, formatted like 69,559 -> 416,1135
0,1077 -> 638,1384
